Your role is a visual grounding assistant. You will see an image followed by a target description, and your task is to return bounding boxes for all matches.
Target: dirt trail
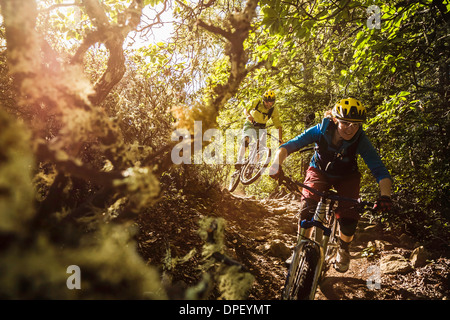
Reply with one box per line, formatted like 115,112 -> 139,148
137,185 -> 450,300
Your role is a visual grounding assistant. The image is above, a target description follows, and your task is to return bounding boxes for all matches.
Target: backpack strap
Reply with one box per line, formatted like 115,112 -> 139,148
315,120 -> 361,174
254,100 -> 274,119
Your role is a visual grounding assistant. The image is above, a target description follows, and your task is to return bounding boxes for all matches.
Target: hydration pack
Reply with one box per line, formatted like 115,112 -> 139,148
254,100 -> 274,120
314,120 -> 360,175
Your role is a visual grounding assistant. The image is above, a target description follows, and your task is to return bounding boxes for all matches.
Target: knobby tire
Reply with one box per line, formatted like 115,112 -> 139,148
320,204 -> 339,279
283,242 -> 320,300
228,169 -> 240,192
240,148 -> 271,185
324,212 -> 338,269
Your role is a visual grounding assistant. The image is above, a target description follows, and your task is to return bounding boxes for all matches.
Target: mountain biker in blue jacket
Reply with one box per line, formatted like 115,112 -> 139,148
268,97 -> 393,273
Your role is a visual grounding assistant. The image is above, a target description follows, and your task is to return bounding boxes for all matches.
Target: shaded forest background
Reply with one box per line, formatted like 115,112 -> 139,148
0,0 -> 448,299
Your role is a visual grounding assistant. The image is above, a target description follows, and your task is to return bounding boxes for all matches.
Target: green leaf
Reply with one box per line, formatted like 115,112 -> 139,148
264,7 -> 278,18
384,54 -> 394,62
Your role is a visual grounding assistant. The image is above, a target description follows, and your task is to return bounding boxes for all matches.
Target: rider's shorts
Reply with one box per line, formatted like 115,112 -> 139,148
242,121 -> 267,145
299,166 -> 361,222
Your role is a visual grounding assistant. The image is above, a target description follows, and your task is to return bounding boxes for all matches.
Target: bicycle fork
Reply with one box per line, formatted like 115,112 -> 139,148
298,198 -> 331,300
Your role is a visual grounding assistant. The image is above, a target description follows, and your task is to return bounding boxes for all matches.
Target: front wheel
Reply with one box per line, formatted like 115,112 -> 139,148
227,169 -> 241,192
240,148 -> 271,185
324,215 -> 338,264
282,241 -> 320,300
322,210 -> 339,277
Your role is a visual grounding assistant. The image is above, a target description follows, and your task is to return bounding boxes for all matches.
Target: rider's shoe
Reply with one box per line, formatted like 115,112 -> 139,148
334,248 -> 351,273
234,163 -> 243,170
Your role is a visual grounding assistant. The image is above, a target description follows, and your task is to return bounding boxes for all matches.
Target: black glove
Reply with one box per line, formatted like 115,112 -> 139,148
373,195 -> 393,212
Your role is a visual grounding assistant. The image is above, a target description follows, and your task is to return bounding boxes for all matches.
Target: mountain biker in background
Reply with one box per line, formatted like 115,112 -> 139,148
268,97 -> 393,273
235,90 -> 283,169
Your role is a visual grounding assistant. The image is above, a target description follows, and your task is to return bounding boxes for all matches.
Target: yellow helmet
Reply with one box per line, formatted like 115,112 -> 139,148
263,90 -> 276,102
332,98 -> 366,122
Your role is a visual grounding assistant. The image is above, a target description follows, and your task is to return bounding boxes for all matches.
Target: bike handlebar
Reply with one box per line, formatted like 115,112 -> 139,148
265,132 -> 283,144
277,173 -> 375,210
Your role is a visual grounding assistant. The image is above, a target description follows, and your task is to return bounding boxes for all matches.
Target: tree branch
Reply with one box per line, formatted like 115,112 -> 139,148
82,0 -> 110,29
77,0 -> 144,105
35,142 -> 125,186
194,0 -> 259,126
196,19 -> 233,41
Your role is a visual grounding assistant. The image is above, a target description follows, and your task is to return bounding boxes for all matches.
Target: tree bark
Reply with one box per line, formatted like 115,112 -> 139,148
196,0 -> 261,126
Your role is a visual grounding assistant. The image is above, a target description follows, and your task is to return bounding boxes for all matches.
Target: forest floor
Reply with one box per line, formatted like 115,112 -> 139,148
136,182 -> 450,300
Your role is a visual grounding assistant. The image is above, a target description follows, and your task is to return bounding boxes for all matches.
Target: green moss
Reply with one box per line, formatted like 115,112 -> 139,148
0,109 -> 35,233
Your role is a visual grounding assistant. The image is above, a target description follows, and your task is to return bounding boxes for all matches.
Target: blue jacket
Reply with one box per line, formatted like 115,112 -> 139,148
281,118 -> 391,183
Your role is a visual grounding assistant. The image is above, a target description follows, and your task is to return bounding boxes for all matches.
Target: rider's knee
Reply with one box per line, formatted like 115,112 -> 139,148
338,218 -> 358,237
240,136 -> 250,148
298,199 -> 317,221
244,136 -> 250,148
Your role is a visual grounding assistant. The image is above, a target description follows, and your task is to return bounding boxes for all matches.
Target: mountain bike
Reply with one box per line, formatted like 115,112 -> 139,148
278,174 -> 375,300
227,129 -> 282,192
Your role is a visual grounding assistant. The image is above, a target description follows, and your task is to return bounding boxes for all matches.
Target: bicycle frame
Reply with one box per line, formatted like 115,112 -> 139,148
246,128 -> 285,165
239,130 -> 279,186
296,196 -> 333,299
280,174 -> 374,300
247,130 -> 268,164
228,130 -> 271,191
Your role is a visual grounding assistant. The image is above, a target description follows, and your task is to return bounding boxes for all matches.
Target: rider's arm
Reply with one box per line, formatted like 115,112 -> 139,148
280,122 -> 322,155
243,107 -> 253,122
271,107 -> 283,143
244,101 -> 258,123
357,132 -> 393,201
375,177 -> 393,212
269,147 -> 288,177
278,127 -> 283,144
355,132 -> 394,212
269,121 -> 323,177
379,177 -> 392,197
357,132 -> 392,184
